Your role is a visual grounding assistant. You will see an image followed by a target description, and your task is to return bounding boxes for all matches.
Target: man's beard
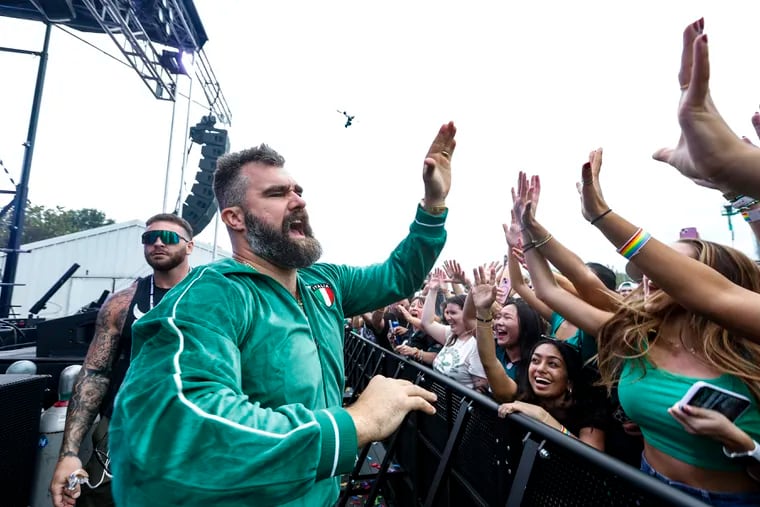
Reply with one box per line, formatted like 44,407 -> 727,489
244,210 -> 322,269
145,248 -> 186,272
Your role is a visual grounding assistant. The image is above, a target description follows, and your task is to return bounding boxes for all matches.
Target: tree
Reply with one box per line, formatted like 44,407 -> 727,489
0,201 -> 115,245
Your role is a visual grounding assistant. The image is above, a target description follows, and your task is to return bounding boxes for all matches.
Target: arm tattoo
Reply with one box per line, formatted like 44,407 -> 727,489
59,285 -> 136,458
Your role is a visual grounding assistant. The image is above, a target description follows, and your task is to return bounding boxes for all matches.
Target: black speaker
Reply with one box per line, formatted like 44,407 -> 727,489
29,0 -> 76,22
0,374 -> 49,507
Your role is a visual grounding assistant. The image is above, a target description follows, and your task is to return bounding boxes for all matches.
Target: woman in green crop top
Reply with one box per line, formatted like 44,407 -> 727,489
510,147 -> 760,504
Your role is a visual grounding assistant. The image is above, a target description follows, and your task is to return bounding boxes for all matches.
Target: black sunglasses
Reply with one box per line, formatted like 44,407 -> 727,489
540,334 -> 581,352
141,230 -> 189,245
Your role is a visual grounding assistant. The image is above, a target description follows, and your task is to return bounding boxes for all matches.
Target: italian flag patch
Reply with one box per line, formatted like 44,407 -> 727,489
312,284 -> 335,307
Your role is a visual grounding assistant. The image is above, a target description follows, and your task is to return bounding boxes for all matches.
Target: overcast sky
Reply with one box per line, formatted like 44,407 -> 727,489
1,1 -> 760,276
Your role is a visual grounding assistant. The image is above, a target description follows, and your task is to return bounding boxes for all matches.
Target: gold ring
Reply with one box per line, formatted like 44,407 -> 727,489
680,83 -> 689,90
441,150 -> 451,158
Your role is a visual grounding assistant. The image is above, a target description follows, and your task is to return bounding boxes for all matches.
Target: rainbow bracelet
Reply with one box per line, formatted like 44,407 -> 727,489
742,208 -> 760,223
617,228 -> 652,260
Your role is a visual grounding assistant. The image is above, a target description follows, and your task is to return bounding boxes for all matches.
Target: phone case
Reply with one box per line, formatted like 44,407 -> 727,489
678,381 -> 751,421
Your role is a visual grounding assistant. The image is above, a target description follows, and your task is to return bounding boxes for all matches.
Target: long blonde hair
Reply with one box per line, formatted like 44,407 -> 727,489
597,239 -> 760,402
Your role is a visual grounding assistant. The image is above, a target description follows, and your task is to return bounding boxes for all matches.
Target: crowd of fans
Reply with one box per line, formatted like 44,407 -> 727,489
349,18 -> 760,507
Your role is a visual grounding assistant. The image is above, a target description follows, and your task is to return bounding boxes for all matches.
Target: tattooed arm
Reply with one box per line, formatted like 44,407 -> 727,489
50,284 -> 136,507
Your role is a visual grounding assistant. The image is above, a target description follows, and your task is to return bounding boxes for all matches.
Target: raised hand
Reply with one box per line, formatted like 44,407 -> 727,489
502,210 -> 522,248
426,268 -> 448,292
443,259 -> 470,287
652,19 -> 744,191
576,148 -> 610,222
470,265 -> 497,311
423,122 -> 457,209
511,172 -> 530,229
522,174 -> 541,228
512,246 -> 527,269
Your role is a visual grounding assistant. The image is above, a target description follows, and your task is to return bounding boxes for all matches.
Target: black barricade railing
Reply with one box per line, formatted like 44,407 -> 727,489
340,331 -> 710,507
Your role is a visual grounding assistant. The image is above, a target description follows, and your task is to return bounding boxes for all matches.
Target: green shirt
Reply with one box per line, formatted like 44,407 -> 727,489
110,205 -> 447,506
549,312 -> 598,364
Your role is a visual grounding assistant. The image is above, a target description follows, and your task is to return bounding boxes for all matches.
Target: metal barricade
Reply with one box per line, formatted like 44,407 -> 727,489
340,331 -> 709,507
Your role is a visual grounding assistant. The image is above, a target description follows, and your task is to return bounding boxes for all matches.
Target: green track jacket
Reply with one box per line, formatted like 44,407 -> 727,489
110,205 -> 447,506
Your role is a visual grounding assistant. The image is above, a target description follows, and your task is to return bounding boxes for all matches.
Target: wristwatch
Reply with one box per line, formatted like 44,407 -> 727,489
723,440 -> 760,463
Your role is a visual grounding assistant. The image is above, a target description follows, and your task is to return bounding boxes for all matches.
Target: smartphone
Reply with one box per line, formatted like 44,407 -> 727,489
679,227 -> 699,240
678,381 -> 751,421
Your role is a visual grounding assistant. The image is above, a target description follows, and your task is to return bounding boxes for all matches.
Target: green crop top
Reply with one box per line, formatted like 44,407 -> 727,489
549,312 -> 598,364
619,358 -> 760,471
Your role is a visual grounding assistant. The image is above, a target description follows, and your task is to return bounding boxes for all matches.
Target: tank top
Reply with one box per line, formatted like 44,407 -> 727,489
102,276 -> 169,418
619,357 -> 760,471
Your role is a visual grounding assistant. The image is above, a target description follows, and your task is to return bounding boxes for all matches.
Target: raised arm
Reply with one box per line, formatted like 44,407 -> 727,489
515,173 -> 614,337
578,147 -> 760,343
337,122 -> 455,317
503,213 -> 555,321
521,152 -> 617,312
396,305 -> 421,330
653,19 -> 760,199
50,284 -> 136,507
110,271 -> 436,506
443,259 -> 471,295
470,266 -> 518,402
420,270 -> 449,345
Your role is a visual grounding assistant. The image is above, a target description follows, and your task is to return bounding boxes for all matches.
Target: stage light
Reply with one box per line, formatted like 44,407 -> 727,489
180,50 -> 194,74
158,49 -> 191,76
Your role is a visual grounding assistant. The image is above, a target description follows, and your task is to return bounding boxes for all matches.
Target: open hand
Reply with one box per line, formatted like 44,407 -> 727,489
423,122 -> 457,206
577,148 -> 609,222
652,19 -> 745,191
471,265 -> 497,311
502,210 -> 522,248
443,259 -> 470,287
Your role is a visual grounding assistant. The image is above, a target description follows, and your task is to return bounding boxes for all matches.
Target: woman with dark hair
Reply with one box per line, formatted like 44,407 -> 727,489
421,271 -> 487,391
470,267 -> 606,450
516,141 -> 760,504
395,295 -> 442,366
493,297 -> 545,382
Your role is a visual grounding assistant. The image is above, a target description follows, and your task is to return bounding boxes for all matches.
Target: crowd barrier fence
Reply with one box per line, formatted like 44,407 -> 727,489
339,331 -> 709,507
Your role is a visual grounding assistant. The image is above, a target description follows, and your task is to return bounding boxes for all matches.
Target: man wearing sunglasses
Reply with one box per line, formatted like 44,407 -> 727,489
108,122 -> 456,507
50,213 -> 194,507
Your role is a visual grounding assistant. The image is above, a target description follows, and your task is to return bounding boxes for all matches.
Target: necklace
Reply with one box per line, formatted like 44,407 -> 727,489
149,275 -> 155,310
235,257 -> 303,308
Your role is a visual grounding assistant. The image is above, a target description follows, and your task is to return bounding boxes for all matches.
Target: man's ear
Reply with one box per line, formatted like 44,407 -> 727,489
221,206 -> 245,231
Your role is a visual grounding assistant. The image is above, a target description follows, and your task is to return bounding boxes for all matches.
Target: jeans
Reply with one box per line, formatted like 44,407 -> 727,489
640,453 -> 760,507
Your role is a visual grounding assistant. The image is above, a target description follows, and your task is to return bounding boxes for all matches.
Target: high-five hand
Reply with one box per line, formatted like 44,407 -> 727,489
423,122 -> 457,212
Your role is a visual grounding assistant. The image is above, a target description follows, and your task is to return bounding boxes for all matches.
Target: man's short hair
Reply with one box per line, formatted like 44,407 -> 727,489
145,213 -> 193,239
213,144 -> 285,209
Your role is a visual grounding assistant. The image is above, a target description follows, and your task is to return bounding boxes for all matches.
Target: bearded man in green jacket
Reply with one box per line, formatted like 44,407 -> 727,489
109,122 -> 457,506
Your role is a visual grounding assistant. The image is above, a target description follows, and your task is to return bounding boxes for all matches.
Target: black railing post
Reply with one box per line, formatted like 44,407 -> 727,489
423,399 -> 473,507
0,23 -> 51,317
505,433 -> 543,507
